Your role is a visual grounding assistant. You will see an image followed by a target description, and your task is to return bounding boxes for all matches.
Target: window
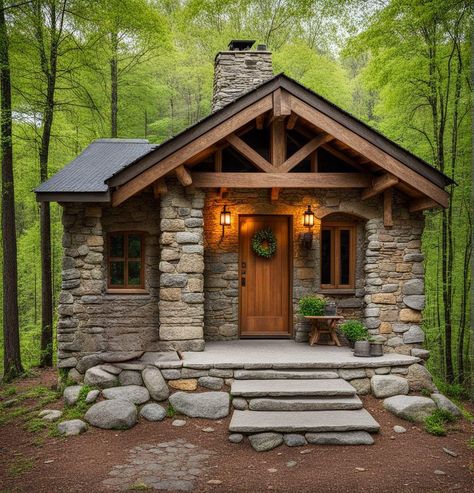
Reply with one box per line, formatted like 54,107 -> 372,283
320,221 -> 356,289
107,232 -> 145,290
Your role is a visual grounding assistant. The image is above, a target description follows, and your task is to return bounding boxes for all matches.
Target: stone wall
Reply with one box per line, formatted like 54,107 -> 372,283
363,193 -> 425,354
203,189 -> 379,342
57,193 -> 161,369
158,180 -> 205,351
212,50 -> 273,112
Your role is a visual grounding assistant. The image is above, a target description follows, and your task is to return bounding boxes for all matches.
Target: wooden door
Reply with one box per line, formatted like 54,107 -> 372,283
239,215 -> 291,337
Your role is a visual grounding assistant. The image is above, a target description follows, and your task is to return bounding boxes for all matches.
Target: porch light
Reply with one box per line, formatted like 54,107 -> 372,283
220,205 -> 231,227
302,204 -> 314,249
303,204 -> 314,228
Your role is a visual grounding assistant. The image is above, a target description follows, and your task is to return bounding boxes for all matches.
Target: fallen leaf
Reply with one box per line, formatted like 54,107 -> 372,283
443,448 -> 458,457
207,479 -> 223,485
355,467 -> 366,472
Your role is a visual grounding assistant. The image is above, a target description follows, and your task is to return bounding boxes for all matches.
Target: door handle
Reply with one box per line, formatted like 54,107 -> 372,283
241,277 -> 246,287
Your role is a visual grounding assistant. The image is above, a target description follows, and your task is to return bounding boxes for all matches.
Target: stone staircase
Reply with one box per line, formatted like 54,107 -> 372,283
228,369 -> 380,445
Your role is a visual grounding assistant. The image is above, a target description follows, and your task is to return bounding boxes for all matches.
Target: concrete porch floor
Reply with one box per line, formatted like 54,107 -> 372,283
151,340 -> 420,370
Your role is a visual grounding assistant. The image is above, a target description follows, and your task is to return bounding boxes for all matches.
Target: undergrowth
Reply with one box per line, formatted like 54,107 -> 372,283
424,409 -> 457,436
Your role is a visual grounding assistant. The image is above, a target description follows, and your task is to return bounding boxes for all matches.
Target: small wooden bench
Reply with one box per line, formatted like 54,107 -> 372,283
304,315 -> 344,347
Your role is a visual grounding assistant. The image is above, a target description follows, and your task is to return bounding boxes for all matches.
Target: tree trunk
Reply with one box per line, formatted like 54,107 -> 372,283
110,31 -> 118,138
40,202 -> 53,366
0,0 -> 23,380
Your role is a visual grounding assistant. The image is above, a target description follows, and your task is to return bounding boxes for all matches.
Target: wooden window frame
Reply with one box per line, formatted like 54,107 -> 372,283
107,231 -> 145,291
320,221 -> 356,290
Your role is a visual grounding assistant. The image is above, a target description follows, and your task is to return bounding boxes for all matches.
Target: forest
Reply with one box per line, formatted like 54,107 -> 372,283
0,0 -> 471,394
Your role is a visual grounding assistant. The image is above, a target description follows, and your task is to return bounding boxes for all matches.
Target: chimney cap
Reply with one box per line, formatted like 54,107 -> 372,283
228,40 -> 255,51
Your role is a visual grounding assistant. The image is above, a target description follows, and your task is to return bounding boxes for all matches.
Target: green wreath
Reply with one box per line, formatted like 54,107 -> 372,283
252,228 -> 277,259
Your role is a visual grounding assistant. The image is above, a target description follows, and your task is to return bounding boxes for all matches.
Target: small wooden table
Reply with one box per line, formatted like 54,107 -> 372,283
305,316 -> 344,347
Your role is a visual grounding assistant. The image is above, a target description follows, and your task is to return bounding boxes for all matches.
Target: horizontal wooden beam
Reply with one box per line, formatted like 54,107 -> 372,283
111,94 -> 273,206
226,133 -> 275,173
361,173 -> 399,200
277,134 -> 334,173
191,172 -> 371,188
175,165 -> 192,186
289,94 -> 449,207
409,197 -> 440,212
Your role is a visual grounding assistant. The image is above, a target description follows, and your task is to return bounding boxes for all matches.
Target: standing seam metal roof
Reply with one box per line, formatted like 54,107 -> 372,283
34,139 -> 155,193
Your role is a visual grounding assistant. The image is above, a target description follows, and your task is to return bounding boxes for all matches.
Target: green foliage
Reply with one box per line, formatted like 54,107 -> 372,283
298,296 -> 326,316
166,403 -> 175,418
251,228 -> 277,259
424,409 -> 457,436
339,320 -> 368,342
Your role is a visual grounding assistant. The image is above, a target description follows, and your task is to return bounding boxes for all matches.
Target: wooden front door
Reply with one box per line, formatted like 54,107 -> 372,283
239,215 -> 291,337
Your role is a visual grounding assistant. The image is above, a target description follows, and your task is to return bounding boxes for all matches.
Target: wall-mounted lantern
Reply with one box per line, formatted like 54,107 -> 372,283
302,204 -> 314,248
220,205 -> 231,241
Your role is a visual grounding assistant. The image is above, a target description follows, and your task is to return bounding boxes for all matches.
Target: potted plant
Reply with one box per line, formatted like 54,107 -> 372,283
339,320 -> 368,348
368,336 -> 384,357
298,295 -> 326,316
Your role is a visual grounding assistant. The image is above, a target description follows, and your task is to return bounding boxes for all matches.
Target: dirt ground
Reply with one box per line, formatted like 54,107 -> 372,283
1,368 -> 473,493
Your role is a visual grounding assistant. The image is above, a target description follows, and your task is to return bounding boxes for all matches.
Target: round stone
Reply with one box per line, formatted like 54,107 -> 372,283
84,399 -> 137,430
393,425 -> 406,434
140,403 -> 167,421
172,419 -> 187,427
102,385 -> 150,405
229,433 -> 243,443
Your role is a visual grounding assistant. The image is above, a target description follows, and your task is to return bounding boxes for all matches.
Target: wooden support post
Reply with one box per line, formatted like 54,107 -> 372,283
270,120 -> 286,167
270,187 -> 280,202
215,149 -> 222,172
175,165 -> 193,186
153,179 -> 168,199
286,112 -> 298,130
383,189 -> 393,228
256,114 -> 265,130
219,187 -> 228,199
272,88 -> 291,118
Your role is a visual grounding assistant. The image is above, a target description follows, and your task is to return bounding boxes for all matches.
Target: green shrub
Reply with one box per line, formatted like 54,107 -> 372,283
339,320 -> 368,342
424,409 -> 457,436
299,296 -> 326,316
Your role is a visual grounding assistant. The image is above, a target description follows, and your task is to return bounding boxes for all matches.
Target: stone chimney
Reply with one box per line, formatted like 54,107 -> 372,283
212,40 -> 273,112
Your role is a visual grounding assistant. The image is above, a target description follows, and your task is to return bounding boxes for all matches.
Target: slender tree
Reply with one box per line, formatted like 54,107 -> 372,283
0,0 -> 23,380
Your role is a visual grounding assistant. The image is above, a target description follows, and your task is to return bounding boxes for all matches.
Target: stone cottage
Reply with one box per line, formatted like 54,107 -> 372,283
35,40 -> 451,373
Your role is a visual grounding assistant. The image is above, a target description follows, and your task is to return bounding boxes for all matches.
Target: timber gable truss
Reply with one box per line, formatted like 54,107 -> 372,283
109,78 -> 450,221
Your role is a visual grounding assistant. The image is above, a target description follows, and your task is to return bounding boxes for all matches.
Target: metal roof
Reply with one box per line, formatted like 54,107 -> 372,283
34,139 -> 155,196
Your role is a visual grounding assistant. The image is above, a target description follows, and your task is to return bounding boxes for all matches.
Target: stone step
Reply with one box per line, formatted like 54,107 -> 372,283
234,369 -> 339,380
229,409 -> 380,434
248,395 -> 363,411
230,379 -> 356,398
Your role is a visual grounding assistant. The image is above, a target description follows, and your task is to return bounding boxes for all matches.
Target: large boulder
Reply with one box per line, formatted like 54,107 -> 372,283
102,385 -> 150,405
406,364 -> 435,392
169,391 -> 230,419
57,419 -> 88,436
384,395 -> 436,422
85,399 -> 137,429
371,375 -> 409,398
142,367 -> 169,401
84,367 -> 118,389
140,403 -> 167,421
248,432 -> 283,452
63,385 -> 83,406
430,394 -> 462,417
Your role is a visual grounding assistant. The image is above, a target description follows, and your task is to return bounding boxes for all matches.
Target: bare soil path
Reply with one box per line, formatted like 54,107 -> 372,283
1,369 -> 473,493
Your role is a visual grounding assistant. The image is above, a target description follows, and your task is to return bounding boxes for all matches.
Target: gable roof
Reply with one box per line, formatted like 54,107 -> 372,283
35,74 -> 452,203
